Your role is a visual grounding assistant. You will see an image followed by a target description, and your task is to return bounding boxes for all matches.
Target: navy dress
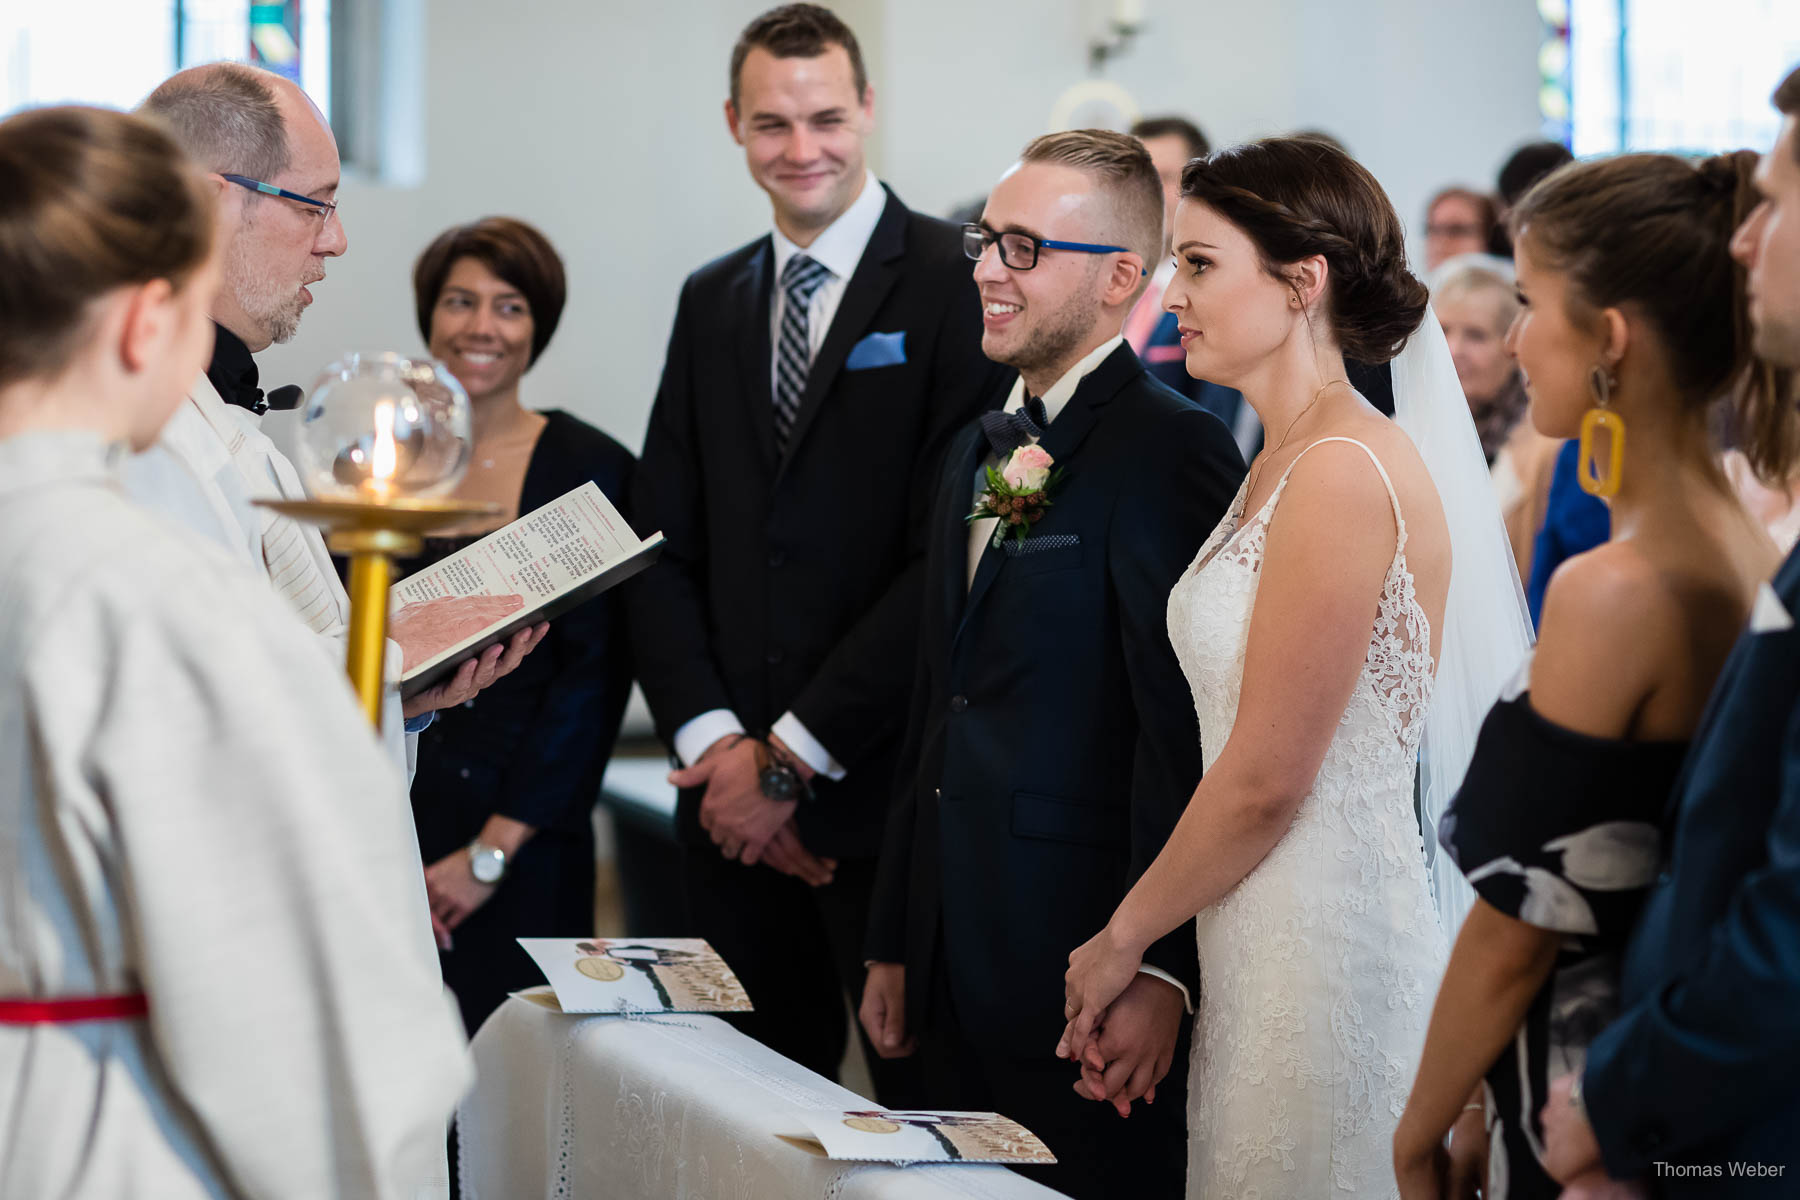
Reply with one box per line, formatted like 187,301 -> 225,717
1441,687 -> 1687,1199
406,409 -> 636,1035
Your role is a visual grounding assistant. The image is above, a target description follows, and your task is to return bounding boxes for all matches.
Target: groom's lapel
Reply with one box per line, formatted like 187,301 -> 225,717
954,345 -> 1137,644
943,424 -> 987,633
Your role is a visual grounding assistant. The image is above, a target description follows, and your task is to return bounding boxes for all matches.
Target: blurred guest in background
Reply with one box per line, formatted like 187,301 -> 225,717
1490,139 -> 1576,257
1435,253 -> 1559,577
1525,440 -> 1612,623
1397,148 -> 1782,1200
1536,67 -> 1800,1197
1125,114 -> 1257,458
405,216 -> 635,1036
1424,186 -> 1499,271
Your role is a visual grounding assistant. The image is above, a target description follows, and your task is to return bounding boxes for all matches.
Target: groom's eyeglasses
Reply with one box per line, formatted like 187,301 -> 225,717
962,223 -> 1146,275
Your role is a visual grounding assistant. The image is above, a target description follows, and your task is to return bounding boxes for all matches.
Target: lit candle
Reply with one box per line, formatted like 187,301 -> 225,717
370,399 -> 398,498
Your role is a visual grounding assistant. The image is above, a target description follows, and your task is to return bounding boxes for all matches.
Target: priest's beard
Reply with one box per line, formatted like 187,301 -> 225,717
226,224 -> 309,346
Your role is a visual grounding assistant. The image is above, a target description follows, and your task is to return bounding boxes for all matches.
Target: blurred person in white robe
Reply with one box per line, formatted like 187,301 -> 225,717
119,62 -> 544,779
0,105 -> 469,1199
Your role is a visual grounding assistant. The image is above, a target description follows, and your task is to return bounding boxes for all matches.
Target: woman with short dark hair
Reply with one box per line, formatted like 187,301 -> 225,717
406,216 -> 636,1035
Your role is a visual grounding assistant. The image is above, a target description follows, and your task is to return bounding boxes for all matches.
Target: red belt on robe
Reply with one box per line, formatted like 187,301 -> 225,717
0,993 -> 148,1023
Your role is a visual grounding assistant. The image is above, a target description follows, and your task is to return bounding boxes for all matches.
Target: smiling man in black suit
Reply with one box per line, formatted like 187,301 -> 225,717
628,4 -> 1004,1103
860,131 -> 1244,1198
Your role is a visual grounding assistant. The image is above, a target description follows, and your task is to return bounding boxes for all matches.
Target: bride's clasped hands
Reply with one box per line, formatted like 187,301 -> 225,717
1058,921 -> 1145,1063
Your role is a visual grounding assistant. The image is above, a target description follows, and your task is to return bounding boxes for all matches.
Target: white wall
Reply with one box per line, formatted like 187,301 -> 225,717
262,0 -> 1543,453
877,0 -> 1545,260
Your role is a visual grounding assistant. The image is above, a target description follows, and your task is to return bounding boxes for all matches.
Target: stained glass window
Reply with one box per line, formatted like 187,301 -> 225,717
1558,0 -> 1800,155
1,0 -> 331,119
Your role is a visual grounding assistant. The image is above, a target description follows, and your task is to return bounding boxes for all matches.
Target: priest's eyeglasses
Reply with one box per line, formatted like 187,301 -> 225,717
962,223 -> 1145,275
220,174 -> 340,224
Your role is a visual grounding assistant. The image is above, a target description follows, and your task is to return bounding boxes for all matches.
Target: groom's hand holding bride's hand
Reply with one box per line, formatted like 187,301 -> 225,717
1069,973 -> 1183,1118
1058,922 -> 1149,1064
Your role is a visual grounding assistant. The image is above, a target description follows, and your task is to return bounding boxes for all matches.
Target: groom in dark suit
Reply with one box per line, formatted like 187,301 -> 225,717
1538,68 -> 1800,1195
629,5 -> 1003,1101
860,130 -> 1244,1199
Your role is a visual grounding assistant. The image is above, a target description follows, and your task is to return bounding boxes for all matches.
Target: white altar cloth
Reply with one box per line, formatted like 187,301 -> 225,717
459,997 -> 1070,1200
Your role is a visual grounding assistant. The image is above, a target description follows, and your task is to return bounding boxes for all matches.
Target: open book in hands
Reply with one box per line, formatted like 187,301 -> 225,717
389,481 -> 663,698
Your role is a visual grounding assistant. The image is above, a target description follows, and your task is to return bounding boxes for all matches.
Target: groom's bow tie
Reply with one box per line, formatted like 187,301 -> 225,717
980,395 -> 1049,457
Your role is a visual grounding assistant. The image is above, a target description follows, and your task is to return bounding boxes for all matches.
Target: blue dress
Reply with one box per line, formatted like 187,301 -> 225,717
1525,440 -> 1610,623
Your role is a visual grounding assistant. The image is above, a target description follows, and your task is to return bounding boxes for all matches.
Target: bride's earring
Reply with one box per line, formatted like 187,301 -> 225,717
1578,364 -> 1625,498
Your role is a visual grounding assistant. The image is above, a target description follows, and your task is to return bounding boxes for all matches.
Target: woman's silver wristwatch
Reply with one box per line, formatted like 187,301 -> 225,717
468,840 -> 508,884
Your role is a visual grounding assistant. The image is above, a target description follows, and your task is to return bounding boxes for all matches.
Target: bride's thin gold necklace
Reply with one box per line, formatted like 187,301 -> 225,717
1243,378 -> 1351,502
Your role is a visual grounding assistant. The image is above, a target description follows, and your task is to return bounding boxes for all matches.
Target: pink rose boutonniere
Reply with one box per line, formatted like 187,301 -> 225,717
967,444 -> 1064,548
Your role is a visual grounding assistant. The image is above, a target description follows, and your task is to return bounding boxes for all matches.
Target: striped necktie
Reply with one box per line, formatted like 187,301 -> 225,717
774,253 -> 833,454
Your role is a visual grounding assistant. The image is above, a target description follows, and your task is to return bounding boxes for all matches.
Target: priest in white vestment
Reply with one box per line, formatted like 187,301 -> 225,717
120,63 -> 543,779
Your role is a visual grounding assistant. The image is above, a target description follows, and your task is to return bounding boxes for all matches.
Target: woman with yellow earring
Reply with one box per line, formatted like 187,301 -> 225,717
1395,149 -> 1795,1200
1579,364 -> 1627,498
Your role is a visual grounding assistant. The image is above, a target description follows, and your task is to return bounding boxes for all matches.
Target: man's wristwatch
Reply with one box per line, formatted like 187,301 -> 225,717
751,737 -> 813,805
468,840 -> 508,884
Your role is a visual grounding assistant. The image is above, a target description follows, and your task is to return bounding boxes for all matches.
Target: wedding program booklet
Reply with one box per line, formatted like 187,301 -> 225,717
515,937 -> 754,1014
389,480 -> 663,698
784,1110 -> 1056,1166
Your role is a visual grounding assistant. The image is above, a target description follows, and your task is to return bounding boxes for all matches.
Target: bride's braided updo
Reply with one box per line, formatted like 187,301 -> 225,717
1179,137 -> 1429,365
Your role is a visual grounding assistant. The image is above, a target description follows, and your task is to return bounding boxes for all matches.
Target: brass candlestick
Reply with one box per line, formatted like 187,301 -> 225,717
258,496 -> 498,729
266,351 -> 484,732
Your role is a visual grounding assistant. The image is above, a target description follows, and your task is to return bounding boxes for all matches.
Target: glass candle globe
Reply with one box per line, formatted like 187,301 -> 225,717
295,351 -> 472,501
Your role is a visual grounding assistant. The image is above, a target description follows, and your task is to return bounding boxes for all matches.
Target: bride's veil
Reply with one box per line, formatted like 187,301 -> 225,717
1389,307 -> 1536,939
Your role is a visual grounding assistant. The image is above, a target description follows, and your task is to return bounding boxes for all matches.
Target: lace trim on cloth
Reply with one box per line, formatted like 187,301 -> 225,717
1168,435 -> 1447,1198
552,1017 -> 587,1200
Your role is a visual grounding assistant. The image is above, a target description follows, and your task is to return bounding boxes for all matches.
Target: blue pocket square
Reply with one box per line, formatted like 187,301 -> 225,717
845,330 -> 906,370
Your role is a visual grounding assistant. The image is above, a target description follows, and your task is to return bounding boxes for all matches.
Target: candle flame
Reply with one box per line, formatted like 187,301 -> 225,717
371,400 -> 398,492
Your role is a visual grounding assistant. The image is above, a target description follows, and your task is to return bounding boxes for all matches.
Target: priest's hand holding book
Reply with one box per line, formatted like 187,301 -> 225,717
398,621 -> 547,719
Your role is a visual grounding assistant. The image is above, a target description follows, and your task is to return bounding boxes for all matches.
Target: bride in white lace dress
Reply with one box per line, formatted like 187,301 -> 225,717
1060,138 -> 1532,1198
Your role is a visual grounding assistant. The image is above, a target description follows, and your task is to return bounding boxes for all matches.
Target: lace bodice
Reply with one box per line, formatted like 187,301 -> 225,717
1167,437 -> 1449,1198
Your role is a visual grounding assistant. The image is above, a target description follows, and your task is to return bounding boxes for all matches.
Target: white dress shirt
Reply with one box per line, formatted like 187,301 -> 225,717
964,333 -> 1192,1012
967,336 -> 1123,587
766,168 -> 887,398
673,170 -> 888,780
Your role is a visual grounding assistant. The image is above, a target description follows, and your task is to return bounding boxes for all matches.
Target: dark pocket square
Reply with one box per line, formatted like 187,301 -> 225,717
845,330 -> 906,370
1001,533 -> 1079,557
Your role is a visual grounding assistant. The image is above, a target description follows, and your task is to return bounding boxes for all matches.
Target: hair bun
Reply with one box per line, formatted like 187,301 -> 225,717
1333,249 -> 1431,364
1697,152 -> 1752,195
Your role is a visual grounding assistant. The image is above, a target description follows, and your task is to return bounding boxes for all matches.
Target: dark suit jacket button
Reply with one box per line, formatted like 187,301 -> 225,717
767,649 -> 785,665
768,549 -> 786,568
949,695 -> 969,713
